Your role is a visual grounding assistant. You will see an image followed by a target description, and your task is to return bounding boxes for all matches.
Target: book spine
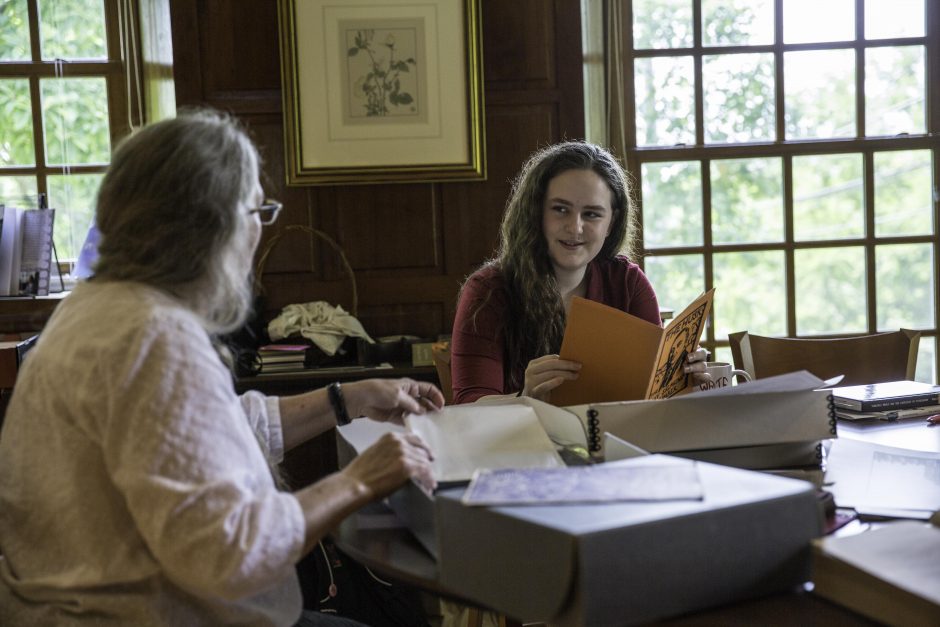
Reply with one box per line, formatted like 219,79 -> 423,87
857,394 -> 939,412
586,408 -> 601,453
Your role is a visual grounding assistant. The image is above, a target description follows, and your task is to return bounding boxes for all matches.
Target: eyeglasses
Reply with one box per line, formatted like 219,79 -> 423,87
249,200 -> 283,225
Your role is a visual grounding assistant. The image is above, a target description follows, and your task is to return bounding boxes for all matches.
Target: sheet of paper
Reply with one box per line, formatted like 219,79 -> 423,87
406,405 -> 564,483
826,438 -> 940,517
686,369 -> 826,397
461,456 -> 702,505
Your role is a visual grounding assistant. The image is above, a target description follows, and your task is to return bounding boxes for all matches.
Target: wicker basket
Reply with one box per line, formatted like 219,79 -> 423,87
253,224 -> 358,317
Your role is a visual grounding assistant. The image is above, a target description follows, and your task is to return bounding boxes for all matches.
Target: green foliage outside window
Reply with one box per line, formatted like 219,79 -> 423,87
0,0 -> 111,261
631,0 -> 936,382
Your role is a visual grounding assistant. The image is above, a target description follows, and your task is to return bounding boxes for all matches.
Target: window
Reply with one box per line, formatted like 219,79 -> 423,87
0,0 -> 135,264
622,0 -> 939,383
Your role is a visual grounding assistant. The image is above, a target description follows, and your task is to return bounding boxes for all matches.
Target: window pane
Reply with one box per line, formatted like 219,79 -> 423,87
876,243 -> 934,331
713,346 -> 732,365
795,247 -> 867,335
915,338 -> 936,385
641,161 -> 702,247
713,250 -> 786,338
633,0 -> 692,49
866,46 -> 926,137
41,77 -> 111,165
38,0 -> 107,60
865,0 -> 924,40
784,50 -> 856,139
702,0 -> 773,46
0,176 -> 38,205
711,157 -> 782,245
47,173 -> 102,260
783,0 -> 854,44
874,150 -> 932,237
703,53 -> 774,143
793,154 -> 864,241
643,254 -> 704,316
0,79 -> 36,166
0,0 -> 31,61
635,56 -> 695,146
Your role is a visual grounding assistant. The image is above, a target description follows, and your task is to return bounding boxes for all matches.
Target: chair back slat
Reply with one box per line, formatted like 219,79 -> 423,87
729,329 -> 921,386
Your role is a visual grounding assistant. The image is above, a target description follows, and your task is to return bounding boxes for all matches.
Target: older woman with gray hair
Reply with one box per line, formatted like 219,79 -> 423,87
0,109 -> 442,626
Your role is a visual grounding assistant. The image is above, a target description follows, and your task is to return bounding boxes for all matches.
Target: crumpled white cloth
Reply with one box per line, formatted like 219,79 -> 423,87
267,301 -> 374,356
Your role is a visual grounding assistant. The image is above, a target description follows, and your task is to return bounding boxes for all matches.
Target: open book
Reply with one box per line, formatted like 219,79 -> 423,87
551,289 -> 714,406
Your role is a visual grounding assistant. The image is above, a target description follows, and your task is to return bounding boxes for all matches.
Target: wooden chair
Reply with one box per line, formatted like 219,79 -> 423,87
431,341 -> 453,405
728,329 -> 921,386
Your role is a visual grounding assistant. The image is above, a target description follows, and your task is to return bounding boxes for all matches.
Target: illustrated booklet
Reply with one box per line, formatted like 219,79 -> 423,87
551,289 -> 714,407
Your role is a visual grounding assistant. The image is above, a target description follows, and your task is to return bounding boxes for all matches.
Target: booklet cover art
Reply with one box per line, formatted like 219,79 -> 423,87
648,300 -> 710,400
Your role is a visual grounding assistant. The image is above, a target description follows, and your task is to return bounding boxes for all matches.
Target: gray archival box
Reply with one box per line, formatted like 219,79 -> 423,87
336,422 -> 822,626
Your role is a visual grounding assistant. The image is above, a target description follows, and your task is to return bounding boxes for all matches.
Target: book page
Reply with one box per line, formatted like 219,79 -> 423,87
405,404 -> 564,483
826,438 -> 940,517
646,289 -> 714,400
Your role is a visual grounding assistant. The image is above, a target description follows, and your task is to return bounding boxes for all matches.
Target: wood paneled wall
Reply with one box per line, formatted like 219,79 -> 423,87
168,0 -> 585,339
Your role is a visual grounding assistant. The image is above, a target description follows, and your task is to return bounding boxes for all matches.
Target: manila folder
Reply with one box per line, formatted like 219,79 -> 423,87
552,298 -> 663,407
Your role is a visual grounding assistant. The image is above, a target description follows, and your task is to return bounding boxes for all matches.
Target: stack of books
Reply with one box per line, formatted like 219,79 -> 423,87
258,344 -> 310,373
831,380 -> 940,422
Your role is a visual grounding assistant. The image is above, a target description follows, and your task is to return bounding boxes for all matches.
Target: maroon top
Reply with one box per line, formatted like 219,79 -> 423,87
451,256 -> 661,404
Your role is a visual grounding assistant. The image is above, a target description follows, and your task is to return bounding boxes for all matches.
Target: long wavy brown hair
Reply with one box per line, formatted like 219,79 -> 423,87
467,142 -> 637,390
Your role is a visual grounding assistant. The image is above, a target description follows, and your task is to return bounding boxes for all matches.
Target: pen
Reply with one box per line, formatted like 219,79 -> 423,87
926,414 -> 940,426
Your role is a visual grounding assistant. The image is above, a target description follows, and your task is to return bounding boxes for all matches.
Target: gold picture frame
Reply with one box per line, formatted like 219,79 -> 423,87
277,0 -> 486,186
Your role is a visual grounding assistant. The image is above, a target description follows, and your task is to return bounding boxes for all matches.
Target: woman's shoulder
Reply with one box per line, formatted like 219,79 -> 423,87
462,263 -> 509,295
592,255 -> 647,279
63,281 -> 209,347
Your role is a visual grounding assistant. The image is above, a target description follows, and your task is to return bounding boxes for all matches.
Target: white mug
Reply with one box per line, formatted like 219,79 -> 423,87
697,361 -> 751,392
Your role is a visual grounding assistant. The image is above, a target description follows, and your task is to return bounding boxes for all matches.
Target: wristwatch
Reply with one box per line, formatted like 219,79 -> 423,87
327,382 -> 352,426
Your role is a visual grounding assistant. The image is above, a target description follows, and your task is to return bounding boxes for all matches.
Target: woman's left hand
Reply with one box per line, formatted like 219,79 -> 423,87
345,378 -> 445,424
683,347 -> 711,386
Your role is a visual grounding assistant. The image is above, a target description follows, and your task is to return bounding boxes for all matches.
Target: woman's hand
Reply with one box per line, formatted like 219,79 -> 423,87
342,431 -> 436,497
344,378 -> 445,424
521,354 -> 582,402
683,347 -> 711,386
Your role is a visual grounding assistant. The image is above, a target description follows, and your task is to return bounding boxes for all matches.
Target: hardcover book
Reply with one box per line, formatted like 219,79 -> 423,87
831,380 -> 940,412
551,289 -> 714,407
812,520 -> 940,626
